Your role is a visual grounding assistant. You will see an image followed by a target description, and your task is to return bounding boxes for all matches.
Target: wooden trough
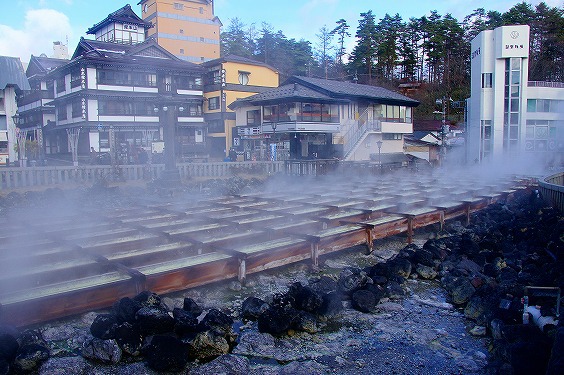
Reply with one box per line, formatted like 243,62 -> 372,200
0,173 -> 530,327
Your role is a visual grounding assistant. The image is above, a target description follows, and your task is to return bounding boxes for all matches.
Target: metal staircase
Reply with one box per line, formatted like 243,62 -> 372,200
342,108 -> 381,160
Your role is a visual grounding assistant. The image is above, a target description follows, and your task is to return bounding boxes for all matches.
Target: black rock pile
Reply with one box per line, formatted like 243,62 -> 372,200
85,291 -> 236,372
0,326 -> 50,374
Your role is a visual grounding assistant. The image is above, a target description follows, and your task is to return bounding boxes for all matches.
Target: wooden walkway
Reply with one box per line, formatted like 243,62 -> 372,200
0,173 -> 531,327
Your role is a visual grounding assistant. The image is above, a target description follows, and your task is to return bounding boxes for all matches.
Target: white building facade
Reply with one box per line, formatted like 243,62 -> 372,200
467,25 -> 564,166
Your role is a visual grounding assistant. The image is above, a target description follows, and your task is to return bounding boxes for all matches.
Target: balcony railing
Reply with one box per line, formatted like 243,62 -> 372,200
528,81 -> 564,88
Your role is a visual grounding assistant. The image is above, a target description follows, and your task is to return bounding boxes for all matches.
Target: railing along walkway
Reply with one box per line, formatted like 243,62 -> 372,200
0,161 -> 284,190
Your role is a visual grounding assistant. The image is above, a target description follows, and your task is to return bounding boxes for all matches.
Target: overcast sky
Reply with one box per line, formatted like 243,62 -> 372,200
1,0 -> 561,63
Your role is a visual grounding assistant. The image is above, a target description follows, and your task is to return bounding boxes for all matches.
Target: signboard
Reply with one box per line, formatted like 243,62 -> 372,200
496,25 -> 530,59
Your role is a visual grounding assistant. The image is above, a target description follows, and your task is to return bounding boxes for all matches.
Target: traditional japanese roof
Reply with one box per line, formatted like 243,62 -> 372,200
288,76 -> 419,107
230,75 -> 419,109
202,54 -> 278,72
69,38 -> 203,73
26,55 -> 68,79
87,5 -> 152,35
229,82 -> 346,108
0,56 -> 30,91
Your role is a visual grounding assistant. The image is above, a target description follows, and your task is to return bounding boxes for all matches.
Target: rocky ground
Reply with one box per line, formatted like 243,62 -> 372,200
0,177 -> 562,375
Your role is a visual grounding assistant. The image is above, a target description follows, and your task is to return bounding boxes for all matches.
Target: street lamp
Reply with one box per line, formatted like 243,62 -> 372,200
376,140 -> 383,172
435,97 -> 450,166
12,113 -> 28,167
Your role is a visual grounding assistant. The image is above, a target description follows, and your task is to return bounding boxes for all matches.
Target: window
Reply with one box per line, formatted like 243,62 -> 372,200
208,120 -> 224,133
57,106 -> 67,120
133,72 -> 157,87
199,7 -> 203,14
180,49 -> 184,54
71,70 -> 82,88
482,73 -> 492,88
382,133 -> 402,140
179,29 -> 184,34
176,75 -> 199,89
247,110 -> 261,125
71,100 -> 82,118
200,37 -> 205,42
133,102 -> 154,116
174,3 -> 183,10
213,70 -> 221,84
98,100 -> 133,115
97,70 -> 133,86
238,71 -> 250,85
56,77 -> 65,93
208,96 -> 220,110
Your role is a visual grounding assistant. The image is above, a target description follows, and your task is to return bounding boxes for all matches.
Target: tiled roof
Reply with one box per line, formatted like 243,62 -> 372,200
87,5 -> 152,35
288,76 -> 419,106
203,55 -> 278,72
230,82 -> 345,109
0,56 -> 30,91
230,76 -> 420,109
69,38 -> 203,72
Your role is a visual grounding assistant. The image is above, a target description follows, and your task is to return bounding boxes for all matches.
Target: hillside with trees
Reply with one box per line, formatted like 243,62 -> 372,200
220,1 -> 563,121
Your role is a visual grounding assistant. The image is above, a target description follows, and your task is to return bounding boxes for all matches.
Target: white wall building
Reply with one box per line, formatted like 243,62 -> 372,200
467,25 -> 564,167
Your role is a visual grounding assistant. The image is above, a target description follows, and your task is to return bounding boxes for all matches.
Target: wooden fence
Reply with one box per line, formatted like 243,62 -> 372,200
0,161 -> 284,191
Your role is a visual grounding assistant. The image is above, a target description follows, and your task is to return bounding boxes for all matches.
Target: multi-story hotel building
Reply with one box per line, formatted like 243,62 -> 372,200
230,76 -> 419,162
138,0 -> 221,64
18,5 -> 206,164
466,25 -> 564,166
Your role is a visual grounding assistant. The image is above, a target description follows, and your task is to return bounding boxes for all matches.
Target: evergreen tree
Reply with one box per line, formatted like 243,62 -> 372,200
349,10 -> 378,83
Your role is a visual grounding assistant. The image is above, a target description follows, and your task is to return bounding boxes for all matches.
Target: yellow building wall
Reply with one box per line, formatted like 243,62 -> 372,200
204,60 -> 279,157
223,62 -> 279,87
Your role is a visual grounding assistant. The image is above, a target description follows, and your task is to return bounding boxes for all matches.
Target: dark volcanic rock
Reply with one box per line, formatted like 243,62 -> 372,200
241,297 -> 269,321
257,306 -> 296,335
443,276 -> 476,305
413,249 -> 436,267
385,281 -> 405,299
291,311 -> 319,334
114,322 -> 143,357
0,359 -> 8,375
200,308 -> 233,332
308,275 -> 339,294
183,297 -> 203,317
113,297 -> 143,324
133,291 -> 162,308
81,338 -> 121,365
387,257 -> 412,278
173,308 -> 200,337
319,291 -> 344,316
90,314 -> 118,340
351,289 -> 377,313
188,330 -> 229,360
287,282 -> 323,313
0,334 -> 18,361
144,335 -> 189,372
338,268 -> 372,295
135,306 -> 175,335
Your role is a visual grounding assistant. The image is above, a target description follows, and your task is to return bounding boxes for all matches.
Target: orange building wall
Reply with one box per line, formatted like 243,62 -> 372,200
140,0 -> 220,63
